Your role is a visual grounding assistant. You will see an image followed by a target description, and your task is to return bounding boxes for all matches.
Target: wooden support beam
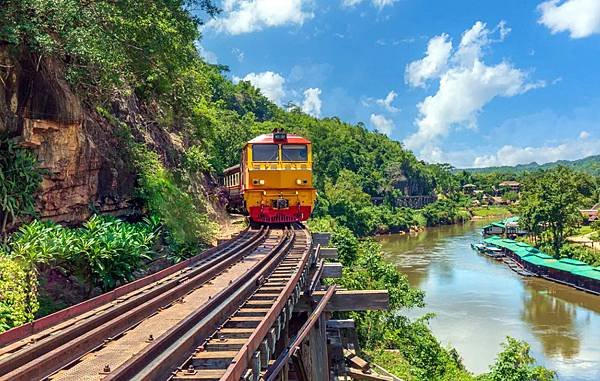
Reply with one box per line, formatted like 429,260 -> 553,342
312,233 -> 331,246
296,290 -> 388,312
322,263 -> 342,278
326,319 -> 355,329
346,368 -> 393,381
344,350 -> 370,371
319,247 -> 338,259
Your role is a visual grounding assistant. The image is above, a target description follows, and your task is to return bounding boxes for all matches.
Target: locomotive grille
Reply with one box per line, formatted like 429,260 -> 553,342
258,212 -> 301,223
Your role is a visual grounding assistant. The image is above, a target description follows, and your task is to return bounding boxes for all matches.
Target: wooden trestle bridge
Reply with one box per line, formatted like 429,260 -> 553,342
0,225 -> 391,380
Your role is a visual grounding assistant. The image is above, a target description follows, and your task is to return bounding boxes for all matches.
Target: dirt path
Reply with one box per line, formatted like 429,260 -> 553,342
567,232 -> 600,251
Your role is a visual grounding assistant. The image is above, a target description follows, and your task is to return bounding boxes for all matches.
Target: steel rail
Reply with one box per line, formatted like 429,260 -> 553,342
219,225 -> 314,380
0,227 -> 269,381
306,258 -> 325,296
0,227 -> 253,348
102,227 -> 297,381
264,285 -> 337,381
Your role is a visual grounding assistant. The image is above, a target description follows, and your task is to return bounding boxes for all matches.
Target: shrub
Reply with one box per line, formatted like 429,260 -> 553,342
1,215 -> 160,324
183,146 -> 213,173
130,144 -> 216,254
482,337 -> 556,381
0,255 -> 31,332
0,135 -> 43,234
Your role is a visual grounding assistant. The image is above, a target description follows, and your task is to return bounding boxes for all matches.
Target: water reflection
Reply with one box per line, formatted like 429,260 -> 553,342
379,222 -> 600,381
522,285 -> 581,359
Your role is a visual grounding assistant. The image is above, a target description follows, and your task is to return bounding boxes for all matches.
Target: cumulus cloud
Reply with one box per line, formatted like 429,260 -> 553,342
234,71 -> 286,104
579,130 -> 591,139
404,21 -> 544,151
341,0 -> 397,10
301,88 -> 322,117
472,138 -> 600,167
370,113 -> 394,136
207,0 -> 313,35
375,91 -> 400,112
538,0 -> 600,38
405,34 -> 452,87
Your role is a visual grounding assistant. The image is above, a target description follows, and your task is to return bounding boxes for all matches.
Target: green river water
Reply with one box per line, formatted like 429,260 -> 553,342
378,221 -> 600,381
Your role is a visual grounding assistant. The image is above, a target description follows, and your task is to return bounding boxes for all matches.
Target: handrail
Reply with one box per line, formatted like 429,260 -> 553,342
264,285 -> 337,381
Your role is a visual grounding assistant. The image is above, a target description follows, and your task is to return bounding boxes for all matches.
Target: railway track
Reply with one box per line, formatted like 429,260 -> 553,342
0,224 -> 313,381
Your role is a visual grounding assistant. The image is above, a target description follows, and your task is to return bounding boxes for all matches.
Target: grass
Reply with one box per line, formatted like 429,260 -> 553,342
471,206 -> 511,218
576,225 -> 594,236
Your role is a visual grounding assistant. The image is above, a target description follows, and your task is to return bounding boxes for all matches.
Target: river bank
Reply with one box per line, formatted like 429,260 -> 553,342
378,221 -> 600,381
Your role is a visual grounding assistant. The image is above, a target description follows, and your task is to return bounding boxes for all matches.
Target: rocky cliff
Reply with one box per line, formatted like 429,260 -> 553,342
1,44 -> 136,225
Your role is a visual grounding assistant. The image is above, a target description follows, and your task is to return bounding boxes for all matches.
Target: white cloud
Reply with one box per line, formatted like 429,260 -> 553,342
405,34 -> 452,88
234,71 -> 286,104
232,48 -> 245,62
375,91 -> 400,112
341,0 -> 397,10
404,21 -> 543,151
472,139 -> 600,167
579,130 -> 591,139
538,0 -> 600,38
197,44 -> 218,64
301,88 -> 322,117
370,113 -> 394,136
207,0 -> 313,35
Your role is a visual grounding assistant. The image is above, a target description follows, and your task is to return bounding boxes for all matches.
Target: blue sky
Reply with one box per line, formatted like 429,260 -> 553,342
197,0 -> 600,168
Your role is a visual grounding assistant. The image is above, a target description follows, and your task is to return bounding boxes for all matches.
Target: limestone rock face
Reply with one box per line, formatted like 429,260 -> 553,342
0,44 -> 136,225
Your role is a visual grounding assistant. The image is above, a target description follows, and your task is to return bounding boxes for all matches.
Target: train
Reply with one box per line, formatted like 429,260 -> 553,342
222,129 -> 317,223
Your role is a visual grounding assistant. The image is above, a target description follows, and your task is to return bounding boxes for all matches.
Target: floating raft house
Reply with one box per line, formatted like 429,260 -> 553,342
483,236 -> 600,294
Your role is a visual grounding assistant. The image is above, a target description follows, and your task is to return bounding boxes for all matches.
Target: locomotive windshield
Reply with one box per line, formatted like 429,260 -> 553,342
252,144 -> 279,161
282,144 -> 308,162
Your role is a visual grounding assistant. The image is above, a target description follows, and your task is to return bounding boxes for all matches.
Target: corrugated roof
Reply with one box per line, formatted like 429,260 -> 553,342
523,256 -> 552,266
559,258 -> 590,266
481,236 -> 600,282
576,268 -> 600,281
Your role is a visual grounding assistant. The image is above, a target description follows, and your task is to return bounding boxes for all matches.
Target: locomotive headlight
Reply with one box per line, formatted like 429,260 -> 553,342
259,179 -> 265,185
296,179 -> 308,185
253,179 -> 265,185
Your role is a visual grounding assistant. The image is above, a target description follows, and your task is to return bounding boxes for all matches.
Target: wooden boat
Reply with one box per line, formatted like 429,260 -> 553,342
471,243 -> 505,259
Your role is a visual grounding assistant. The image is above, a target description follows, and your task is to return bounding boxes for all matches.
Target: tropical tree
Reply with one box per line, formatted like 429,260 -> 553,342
519,167 -> 582,257
484,337 -> 556,381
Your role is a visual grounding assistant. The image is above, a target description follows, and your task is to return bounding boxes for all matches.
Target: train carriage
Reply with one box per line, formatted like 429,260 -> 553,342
222,130 -> 317,223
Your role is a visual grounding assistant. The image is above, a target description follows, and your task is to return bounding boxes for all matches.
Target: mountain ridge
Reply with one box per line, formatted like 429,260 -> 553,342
461,155 -> 600,175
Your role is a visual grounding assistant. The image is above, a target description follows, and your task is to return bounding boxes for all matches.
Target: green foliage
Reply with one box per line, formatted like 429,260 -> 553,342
0,255 -> 31,332
481,337 -> 556,381
421,199 -> 468,227
183,145 -> 213,173
0,216 -> 158,331
519,167 -> 583,256
0,0 -> 219,105
553,243 -> 600,267
0,135 -> 43,235
130,144 -> 216,253
503,191 -> 519,202
4,216 -> 159,295
471,206 -> 511,218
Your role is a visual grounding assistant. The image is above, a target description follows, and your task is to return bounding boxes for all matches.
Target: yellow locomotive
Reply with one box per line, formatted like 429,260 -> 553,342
223,130 -> 317,223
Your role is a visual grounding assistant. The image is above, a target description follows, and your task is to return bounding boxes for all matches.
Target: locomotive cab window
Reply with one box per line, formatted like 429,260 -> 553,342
252,144 -> 279,162
282,144 -> 308,162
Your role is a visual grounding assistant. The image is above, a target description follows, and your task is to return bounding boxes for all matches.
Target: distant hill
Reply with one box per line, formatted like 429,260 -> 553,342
463,155 -> 600,176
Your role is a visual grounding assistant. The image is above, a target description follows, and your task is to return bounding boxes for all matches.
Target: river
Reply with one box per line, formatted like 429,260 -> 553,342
378,221 -> 600,381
